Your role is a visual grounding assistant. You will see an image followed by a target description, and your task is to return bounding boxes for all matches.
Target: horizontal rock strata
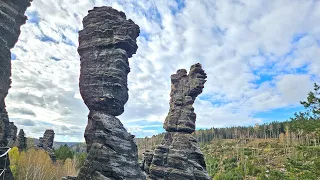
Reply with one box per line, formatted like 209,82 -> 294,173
0,0 -> 31,179
148,64 -> 210,180
76,6 -> 144,180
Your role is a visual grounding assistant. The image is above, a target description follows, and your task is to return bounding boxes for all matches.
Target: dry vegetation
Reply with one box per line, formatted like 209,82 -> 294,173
9,147 -> 79,180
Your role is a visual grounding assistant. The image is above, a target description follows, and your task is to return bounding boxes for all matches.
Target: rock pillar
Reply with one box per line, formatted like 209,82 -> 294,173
148,63 -> 211,180
76,6 -> 145,180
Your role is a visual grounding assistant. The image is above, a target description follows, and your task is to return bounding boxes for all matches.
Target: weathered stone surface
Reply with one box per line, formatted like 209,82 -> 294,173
7,122 -> 17,147
147,64 -> 210,180
37,129 -> 56,162
0,0 -> 31,179
76,6 -> 144,180
164,63 -> 207,133
78,6 -> 139,117
17,129 -> 26,151
140,150 -> 154,174
43,129 -> 54,150
77,112 -> 145,179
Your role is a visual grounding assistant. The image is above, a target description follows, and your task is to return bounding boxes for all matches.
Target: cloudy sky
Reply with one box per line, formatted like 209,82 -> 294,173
7,0 -> 320,142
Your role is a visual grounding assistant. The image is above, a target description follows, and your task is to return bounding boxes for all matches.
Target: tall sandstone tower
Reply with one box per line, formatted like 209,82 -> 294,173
147,63 -> 211,180
76,6 -> 145,180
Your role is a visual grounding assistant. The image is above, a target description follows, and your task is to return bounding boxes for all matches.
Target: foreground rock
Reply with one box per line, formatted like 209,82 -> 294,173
17,129 -> 27,151
76,6 -> 144,180
147,64 -> 211,180
0,0 -> 31,179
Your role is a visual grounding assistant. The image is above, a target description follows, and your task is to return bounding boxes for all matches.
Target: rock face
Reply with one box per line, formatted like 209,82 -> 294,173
0,0 -> 31,179
76,6 -> 144,180
147,64 -> 211,180
37,129 -> 56,162
140,150 -> 154,174
7,122 -> 17,147
17,129 -> 27,151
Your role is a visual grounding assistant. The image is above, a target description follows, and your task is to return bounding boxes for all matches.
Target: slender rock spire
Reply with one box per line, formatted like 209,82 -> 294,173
147,63 -> 211,180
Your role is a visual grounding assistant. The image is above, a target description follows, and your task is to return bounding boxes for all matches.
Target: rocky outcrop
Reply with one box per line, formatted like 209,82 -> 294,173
76,6 -> 144,180
43,129 -> 54,149
37,129 -> 56,162
0,0 -> 31,179
140,150 -> 154,174
147,64 -> 211,180
17,129 -> 26,151
7,122 -> 17,147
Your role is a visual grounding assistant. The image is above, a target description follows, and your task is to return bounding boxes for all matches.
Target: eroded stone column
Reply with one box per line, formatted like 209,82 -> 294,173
148,63 -> 211,180
37,129 -> 56,162
76,6 -> 145,180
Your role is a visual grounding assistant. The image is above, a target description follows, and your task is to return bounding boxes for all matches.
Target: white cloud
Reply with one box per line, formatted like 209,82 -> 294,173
276,74 -> 314,104
7,0 -> 320,141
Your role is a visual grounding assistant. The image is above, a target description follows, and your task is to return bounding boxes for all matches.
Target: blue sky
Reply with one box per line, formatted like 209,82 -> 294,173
6,0 -> 320,142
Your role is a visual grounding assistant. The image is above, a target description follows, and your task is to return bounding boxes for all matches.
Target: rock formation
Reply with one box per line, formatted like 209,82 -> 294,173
37,129 -> 56,162
140,150 -> 154,174
147,63 -> 211,180
76,6 -> 145,180
0,0 -> 31,179
43,129 -> 54,149
17,129 -> 27,151
7,122 -> 17,147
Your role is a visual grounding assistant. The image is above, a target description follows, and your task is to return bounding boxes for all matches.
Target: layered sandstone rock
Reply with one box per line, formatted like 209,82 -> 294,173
37,129 -> 56,162
140,150 -> 154,174
0,1 -> 31,179
147,64 -> 210,180
76,6 -> 144,180
17,129 -> 26,151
